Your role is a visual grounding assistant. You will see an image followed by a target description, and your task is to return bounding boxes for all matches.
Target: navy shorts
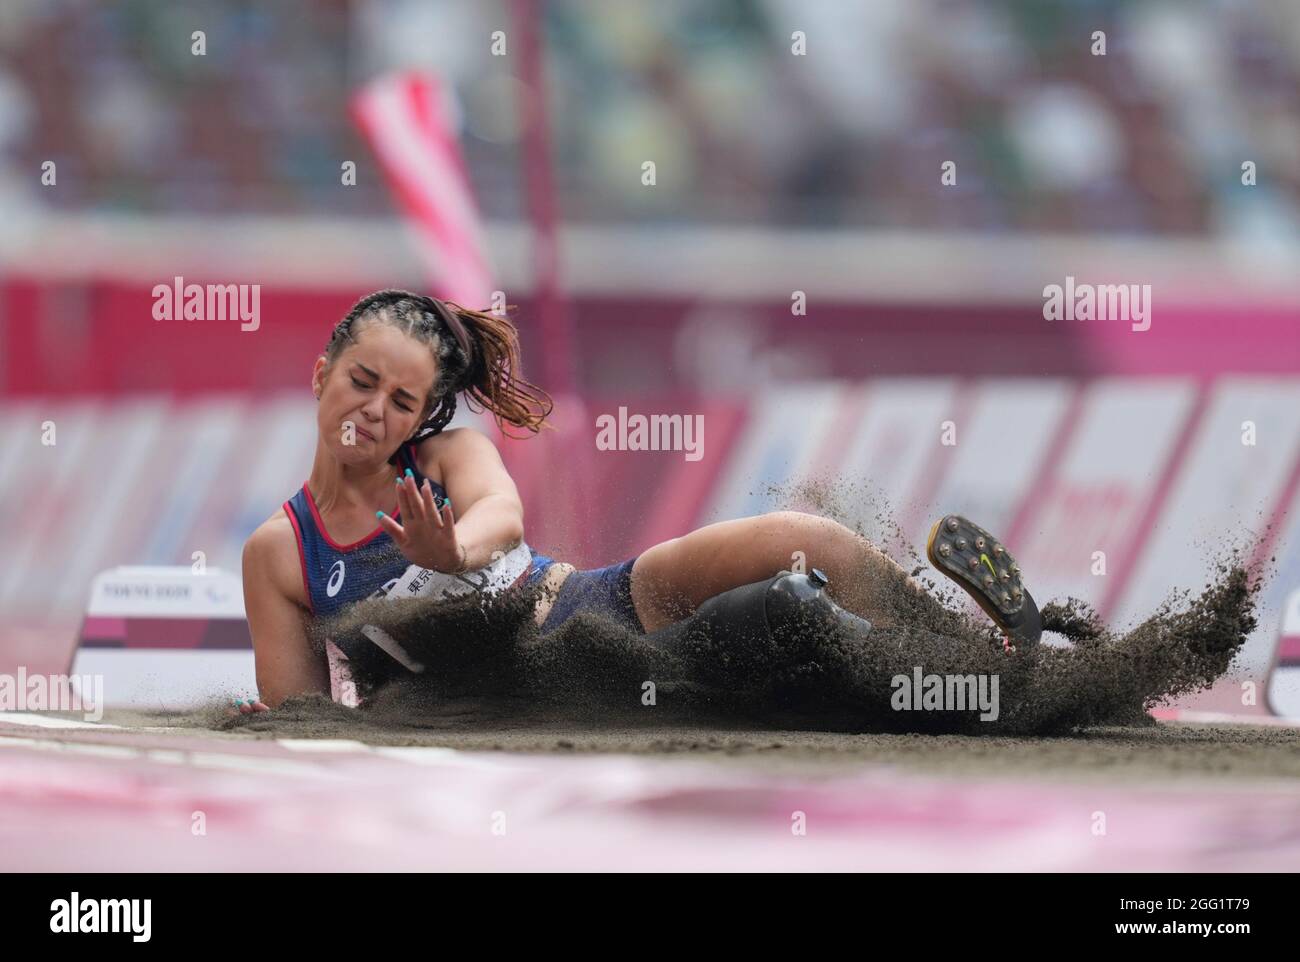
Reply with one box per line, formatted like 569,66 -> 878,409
534,556 -> 645,636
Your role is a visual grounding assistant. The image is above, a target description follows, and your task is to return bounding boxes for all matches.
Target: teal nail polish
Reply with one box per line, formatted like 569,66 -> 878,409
376,510 -> 385,519
405,468 -> 414,477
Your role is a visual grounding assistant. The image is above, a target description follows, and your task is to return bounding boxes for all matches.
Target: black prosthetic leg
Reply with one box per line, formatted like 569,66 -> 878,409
638,568 -> 873,675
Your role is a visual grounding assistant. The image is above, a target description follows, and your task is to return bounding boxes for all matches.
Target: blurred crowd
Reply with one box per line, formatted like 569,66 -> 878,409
0,0 -> 1297,236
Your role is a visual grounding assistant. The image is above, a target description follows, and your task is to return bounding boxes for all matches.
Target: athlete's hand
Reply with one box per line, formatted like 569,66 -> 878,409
378,471 -> 466,573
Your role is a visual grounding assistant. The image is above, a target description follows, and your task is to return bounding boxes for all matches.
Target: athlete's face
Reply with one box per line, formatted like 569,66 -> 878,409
312,323 -> 438,464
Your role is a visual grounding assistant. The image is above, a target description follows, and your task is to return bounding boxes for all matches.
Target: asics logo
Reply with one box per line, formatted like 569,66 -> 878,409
326,560 -> 346,597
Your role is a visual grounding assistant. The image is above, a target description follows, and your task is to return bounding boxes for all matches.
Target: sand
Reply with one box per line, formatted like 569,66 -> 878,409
77,704 -> 1300,785
280,541 -> 1262,739
198,479 -> 1277,749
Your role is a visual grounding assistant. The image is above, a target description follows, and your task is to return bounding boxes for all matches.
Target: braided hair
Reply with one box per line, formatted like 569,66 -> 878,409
321,290 -> 554,463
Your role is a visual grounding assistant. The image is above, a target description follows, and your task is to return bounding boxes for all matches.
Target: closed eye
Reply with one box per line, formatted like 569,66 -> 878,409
351,377 -> 414,412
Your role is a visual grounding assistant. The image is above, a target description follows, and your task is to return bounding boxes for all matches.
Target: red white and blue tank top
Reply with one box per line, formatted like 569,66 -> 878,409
282,441 -> 556,618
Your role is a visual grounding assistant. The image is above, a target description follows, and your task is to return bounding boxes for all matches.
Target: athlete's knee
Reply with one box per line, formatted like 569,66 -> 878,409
753,509 -> 809,537
761,511 -> 877,575
758,510 -> 851,548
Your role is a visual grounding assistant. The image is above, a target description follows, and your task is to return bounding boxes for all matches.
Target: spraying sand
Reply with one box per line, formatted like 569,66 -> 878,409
214,480 -> 1266,739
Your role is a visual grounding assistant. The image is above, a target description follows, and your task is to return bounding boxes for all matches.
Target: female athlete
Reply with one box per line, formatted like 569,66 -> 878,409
235,290 -> 1038,712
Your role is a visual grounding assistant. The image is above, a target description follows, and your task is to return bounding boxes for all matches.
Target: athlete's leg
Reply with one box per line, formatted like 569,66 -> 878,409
629,510 -> 961,634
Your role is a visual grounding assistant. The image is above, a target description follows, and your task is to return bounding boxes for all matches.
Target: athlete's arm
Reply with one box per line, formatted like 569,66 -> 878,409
426,427 -> 526,570
241,519 -> 331,708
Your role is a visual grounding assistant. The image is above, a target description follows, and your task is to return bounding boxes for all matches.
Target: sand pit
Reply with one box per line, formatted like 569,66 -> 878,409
186,481 -> 1278,757
272,534 -> 1263,738
69,705 -> 1300,786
